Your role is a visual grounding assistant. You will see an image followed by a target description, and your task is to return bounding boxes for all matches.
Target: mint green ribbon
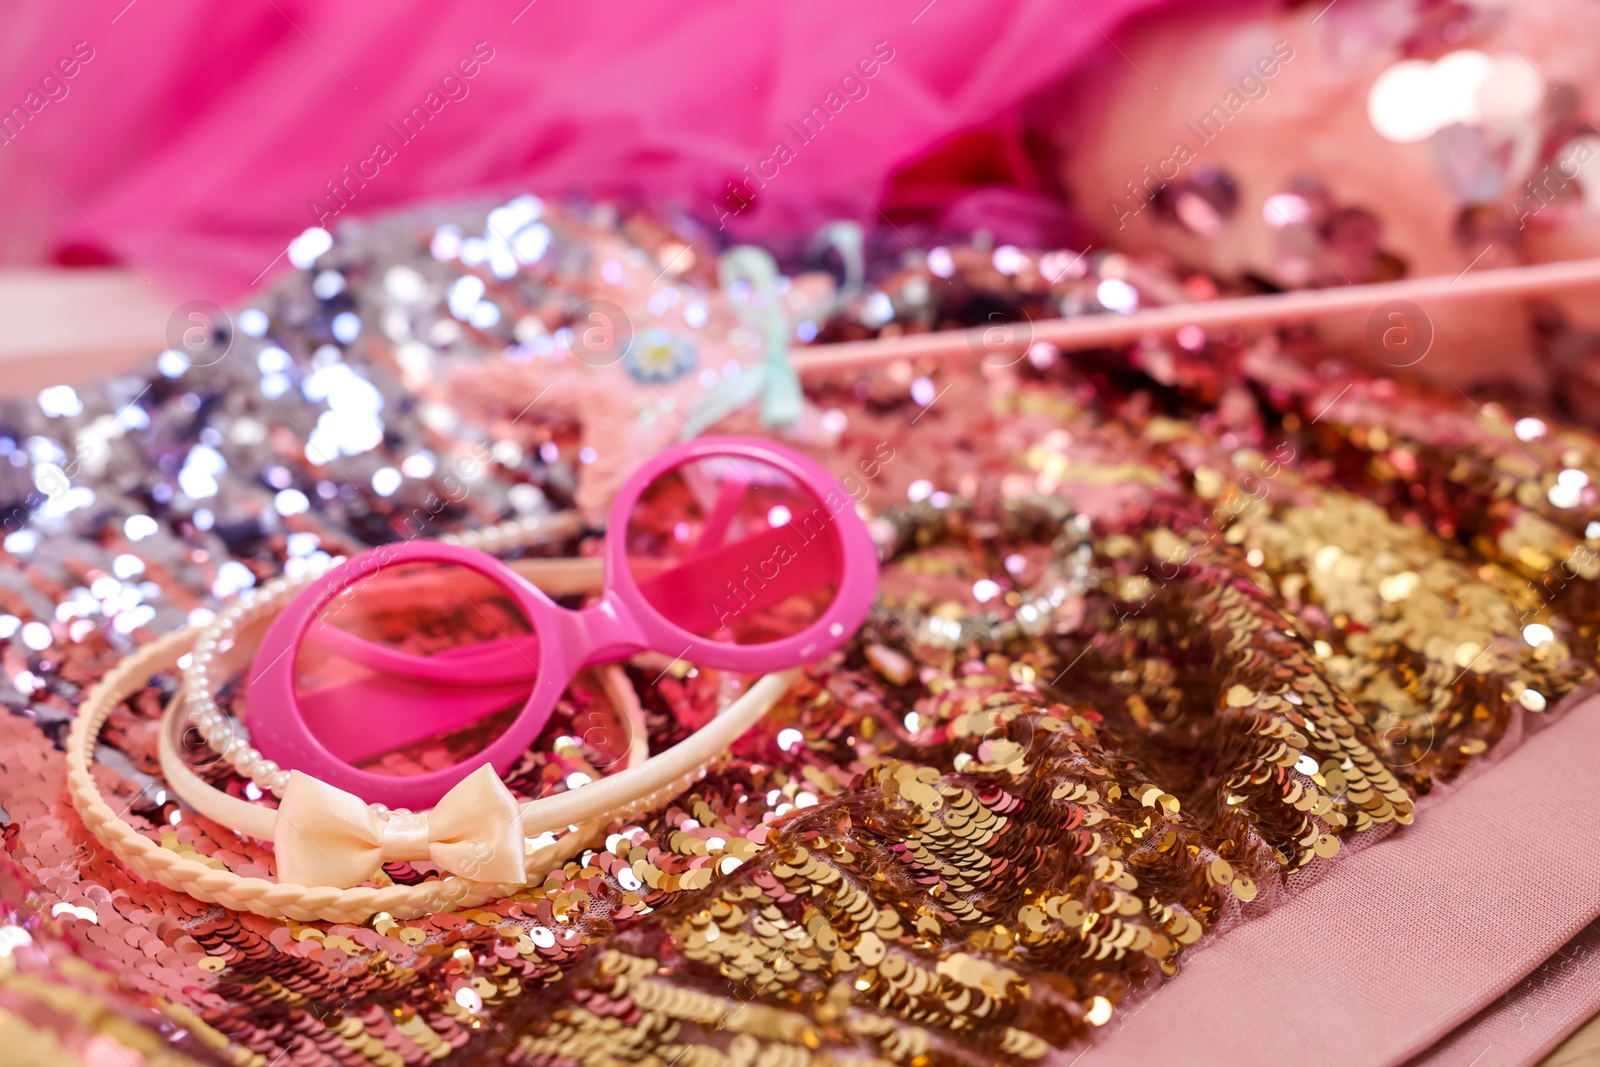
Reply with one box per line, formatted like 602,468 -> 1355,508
807,221 -> 864,306
682,223 -> 863,440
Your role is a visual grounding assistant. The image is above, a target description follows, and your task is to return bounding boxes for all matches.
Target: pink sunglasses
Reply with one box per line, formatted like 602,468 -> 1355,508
244,437 -> 879,809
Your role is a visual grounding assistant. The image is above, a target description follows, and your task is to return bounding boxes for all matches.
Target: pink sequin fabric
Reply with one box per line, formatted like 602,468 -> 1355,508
3,202 -> 1599,1065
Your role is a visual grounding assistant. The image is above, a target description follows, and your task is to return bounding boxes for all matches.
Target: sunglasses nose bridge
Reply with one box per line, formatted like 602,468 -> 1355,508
561,590 -> 649,668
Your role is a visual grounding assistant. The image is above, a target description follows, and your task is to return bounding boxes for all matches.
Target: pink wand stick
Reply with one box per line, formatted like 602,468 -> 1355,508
789,256 -> 1600,373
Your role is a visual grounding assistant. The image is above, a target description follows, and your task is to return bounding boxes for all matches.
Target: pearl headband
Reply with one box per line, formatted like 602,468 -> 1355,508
66,559 -> 798,921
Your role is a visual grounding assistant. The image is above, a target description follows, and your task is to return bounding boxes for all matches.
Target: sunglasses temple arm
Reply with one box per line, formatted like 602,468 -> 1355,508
320,596 -> 644,762
298,675 -> 542,763
303,626 -> 545,685
689,476 -> 749,558
634,520 -> 844,635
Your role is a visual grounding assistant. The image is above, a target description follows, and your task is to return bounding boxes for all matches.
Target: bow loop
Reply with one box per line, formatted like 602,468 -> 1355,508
683,245 -> 802,439
682,223 -> 866,440
275,764 -> 526,889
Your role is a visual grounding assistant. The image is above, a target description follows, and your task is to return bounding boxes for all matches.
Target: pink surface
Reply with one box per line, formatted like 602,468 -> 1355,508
1067,694 -> 1600,1067
0,0 -> 1187,304
1407,917 -> 1600,1067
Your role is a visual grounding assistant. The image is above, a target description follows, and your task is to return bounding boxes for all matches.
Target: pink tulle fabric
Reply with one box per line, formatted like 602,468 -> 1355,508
0,0 -> 1183,304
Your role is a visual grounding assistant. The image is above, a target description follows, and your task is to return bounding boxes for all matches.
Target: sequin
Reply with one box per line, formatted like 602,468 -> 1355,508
1,210 -> 1596,1065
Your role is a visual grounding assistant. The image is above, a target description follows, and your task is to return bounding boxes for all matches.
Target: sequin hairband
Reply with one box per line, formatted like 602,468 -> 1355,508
868,494 -> 1094,649
65,577 -> 800,923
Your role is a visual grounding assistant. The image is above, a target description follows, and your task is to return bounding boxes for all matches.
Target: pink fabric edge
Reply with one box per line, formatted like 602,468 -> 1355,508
1061,691 -> 1600,1067
1400,916 -> 1600,1067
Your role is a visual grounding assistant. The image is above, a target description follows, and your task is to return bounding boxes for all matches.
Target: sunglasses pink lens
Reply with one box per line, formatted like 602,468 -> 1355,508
293,560 -> 540,773
625,453 -> 844,644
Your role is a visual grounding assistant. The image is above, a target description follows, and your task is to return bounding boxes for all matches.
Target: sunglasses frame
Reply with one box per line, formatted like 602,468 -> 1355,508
246,436 -> 879,808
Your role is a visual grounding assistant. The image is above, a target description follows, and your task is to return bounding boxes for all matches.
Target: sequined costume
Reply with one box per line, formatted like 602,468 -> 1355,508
1,201 -> 1597,1066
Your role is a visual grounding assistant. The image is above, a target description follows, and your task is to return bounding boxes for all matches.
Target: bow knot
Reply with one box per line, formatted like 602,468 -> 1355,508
274,764 -> 527,889
377,809 -> 432,863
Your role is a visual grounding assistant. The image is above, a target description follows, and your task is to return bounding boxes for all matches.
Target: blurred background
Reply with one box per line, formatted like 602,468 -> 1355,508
3,0 -> 1599,402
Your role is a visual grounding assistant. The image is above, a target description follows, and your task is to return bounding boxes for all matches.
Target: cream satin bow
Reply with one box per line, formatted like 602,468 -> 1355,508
273,764 -> 527,889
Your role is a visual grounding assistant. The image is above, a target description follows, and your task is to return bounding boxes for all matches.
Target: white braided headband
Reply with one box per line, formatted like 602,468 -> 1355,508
67,626 -> 797,923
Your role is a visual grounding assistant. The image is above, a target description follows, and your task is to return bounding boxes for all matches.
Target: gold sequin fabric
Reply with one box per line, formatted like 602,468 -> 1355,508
3,221 -> 1600,1064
